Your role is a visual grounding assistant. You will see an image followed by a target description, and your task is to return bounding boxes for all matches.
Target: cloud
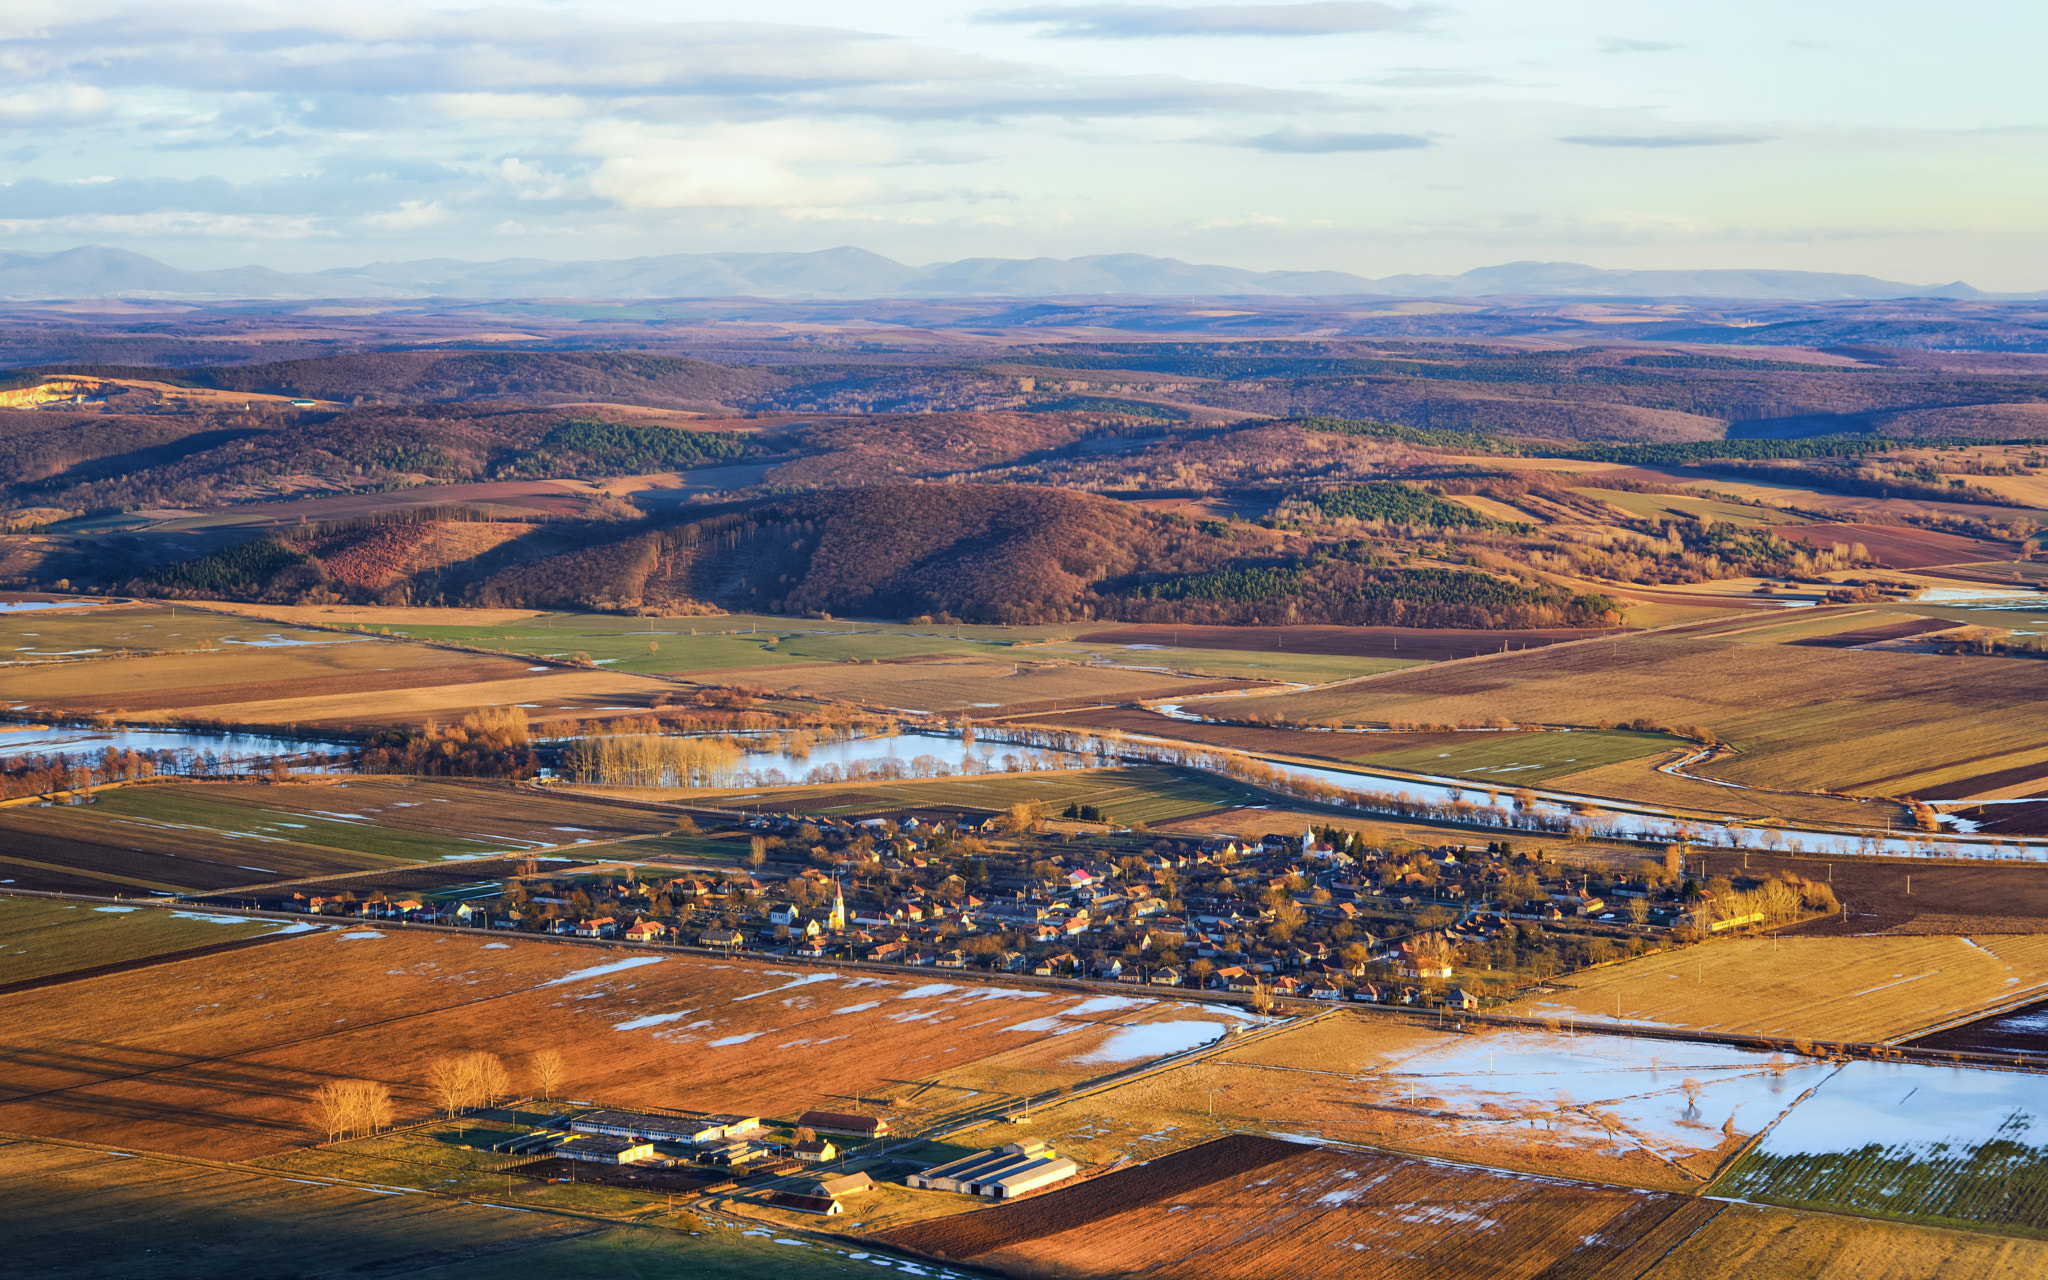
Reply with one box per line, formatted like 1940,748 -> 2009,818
1356,68 -> 1508,89
1560,133 -> 1774,148
580,122 -> 889,210
0,83 -> 111,130
359,200 -> 449,232
981,2 -> 1440,38
1238,127 -> 1429,152
1596,38 -> 1682,53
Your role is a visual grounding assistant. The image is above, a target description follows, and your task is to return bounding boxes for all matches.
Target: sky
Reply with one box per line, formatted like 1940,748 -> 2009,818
0,0 -> 2043,287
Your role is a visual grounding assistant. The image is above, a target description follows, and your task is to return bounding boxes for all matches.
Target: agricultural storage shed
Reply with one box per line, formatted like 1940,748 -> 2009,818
798,1110 -> 890,1138
768,1191 -> 842,1216
908,1139 -> 1078,1199
556,1135 -> 657,1165
570,1110 -> 758,1145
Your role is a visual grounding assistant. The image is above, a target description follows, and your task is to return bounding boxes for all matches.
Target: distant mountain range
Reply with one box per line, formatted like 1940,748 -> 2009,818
0,244 -> 2036,303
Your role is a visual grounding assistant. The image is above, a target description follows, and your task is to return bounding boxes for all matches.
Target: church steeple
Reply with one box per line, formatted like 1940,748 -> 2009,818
829,877 -> 847,932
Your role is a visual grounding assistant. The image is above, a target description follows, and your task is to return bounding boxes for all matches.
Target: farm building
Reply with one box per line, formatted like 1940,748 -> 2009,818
569,1110 -> 759,1145
907,1139 -> 1078,1199
812,1171 -> 875,1198
556,1134 -> 657,1165
767,1191 -> 841,1215
797,1110 -> 889,1139
793,1136 -> 839,1163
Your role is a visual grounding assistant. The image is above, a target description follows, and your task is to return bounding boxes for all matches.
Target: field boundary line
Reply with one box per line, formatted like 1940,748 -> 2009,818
1698,1064 -> 1843,1197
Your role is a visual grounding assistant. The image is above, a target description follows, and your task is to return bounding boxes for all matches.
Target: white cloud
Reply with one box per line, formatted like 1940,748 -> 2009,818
360,198 -> 449,231
0,83 -> 111,129
983,2 -> 1441,38
580,122 -> 890,210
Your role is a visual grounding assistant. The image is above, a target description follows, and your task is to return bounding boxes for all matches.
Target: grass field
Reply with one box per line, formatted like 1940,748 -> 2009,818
1251,634 -> 2048,800
1349,728 -> 1684,785
688,764 -> 1256,826
1513,934 -> 2048,1043
0,779 -> 668,894
0,896 -> 291,984
0,602 -> 348,661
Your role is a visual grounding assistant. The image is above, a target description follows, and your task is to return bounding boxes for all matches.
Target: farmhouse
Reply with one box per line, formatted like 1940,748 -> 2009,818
797,1110 -> 889,1139
907,1138 -> 1078,1199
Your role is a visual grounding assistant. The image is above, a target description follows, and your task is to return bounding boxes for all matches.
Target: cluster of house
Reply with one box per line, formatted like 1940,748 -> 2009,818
304,814 -> 1682,1011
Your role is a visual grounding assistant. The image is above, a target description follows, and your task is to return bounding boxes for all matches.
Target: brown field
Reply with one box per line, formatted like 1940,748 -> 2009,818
1074,624 -> 1607,661
304,520 -> 534,591
1514,934 -> 2048,1043
1250,634 -> 2048,798
696,656 -> 1263,713
1765,523 -> 2014,569
143,480 -> 602,530
0,632 -> 674,727
1640,1202 -> 2048,1279
0,933 -> 1211,1161
880,1133 -> 1719,1279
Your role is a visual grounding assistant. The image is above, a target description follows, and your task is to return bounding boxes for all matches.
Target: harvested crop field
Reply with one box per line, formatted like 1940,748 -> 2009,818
1640,1202 -> 2048,1279
1250,634 -> 2048,797
1076,624 -> 1607,661
1514,934 -> 2048,1043
697,657 -> 1264,714
1765,523 -> 2015,569
880,1133 -> 1722,1279
0,934 -> 1214,1161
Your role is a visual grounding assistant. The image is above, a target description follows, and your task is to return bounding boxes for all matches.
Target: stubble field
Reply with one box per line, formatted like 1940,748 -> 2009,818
1252,634 -> 2048,799
1512,934 -> 2048,1043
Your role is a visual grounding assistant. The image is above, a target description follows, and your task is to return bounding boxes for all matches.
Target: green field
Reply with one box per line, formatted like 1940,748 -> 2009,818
0,896 -> 289,984
89,786 -> 513,863
1037,641 -> 1421,687
0,605 -> 347,662
344,612 -> 1414,687
1349,729 -> 1685,786
684,764 -> 1256,826
1716,1128 -> 2048,1238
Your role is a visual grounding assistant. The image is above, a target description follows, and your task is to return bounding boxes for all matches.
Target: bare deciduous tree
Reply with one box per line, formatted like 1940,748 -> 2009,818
530,1048 -> 566,1100
311,1079 -> 394,1143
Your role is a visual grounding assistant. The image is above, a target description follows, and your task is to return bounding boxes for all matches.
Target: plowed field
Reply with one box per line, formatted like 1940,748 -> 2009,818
880,1134 -> 1720,1279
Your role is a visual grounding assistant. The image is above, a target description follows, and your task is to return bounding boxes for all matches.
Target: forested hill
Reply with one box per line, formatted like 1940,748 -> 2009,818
137,485 -> 1619,629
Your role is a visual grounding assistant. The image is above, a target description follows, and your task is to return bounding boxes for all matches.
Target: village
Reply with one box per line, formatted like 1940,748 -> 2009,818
284,804 -> 1818,1014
